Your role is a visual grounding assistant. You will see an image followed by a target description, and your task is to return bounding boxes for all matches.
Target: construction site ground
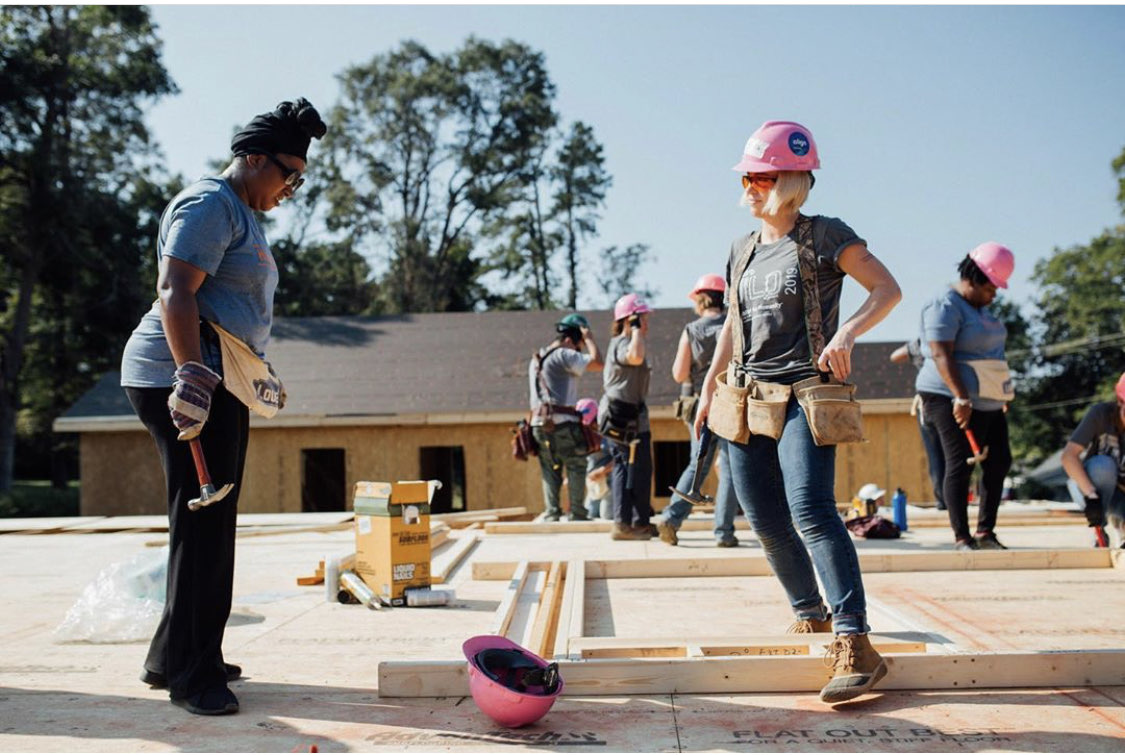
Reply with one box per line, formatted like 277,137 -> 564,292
1,503 -> 1123,753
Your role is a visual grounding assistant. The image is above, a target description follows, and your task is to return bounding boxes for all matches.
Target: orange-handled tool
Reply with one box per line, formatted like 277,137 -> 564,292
187,438 -> 234,512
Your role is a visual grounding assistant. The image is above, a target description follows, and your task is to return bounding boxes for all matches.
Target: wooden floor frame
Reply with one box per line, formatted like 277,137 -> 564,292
378,550 -> 1125,697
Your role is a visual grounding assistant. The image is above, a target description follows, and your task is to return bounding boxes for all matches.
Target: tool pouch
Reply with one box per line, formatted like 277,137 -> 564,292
580,422 -> 602,455
207,321 -> 284,418
511,417 -> 539,461
672,395 -> 699,424
598,398 -> 641,445
967,359 -> 1015,402
793,374 -> 866,447
709,370 -> 750,444
746,379 -> 791,440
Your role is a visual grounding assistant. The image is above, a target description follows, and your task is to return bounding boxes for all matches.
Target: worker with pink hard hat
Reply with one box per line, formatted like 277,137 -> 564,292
915,242 -> 1016,556
694,119 -> 902,705
600,293 -> 656,540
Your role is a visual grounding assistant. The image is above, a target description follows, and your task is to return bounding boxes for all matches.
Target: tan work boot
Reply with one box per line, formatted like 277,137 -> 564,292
611,522 -> 651,541
819,633 -> 887,704
787,615 -> 833,634
656,520 -> 679,546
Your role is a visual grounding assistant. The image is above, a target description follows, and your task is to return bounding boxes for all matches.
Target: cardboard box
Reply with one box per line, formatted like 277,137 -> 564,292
353,480 -> 436,606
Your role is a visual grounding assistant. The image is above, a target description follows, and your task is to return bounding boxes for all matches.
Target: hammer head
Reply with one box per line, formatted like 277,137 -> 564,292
966,446 -> 989,466
188,482 -> 235,512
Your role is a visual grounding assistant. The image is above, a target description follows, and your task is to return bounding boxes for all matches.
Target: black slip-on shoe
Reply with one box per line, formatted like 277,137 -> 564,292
142,663 -> 242,689
171,685 -> 239,716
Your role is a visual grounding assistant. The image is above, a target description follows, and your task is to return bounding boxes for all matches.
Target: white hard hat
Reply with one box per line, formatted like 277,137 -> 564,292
857,483 -> 885,502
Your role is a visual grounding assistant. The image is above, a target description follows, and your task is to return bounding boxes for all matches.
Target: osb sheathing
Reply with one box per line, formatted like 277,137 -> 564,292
78,411 -> 931,516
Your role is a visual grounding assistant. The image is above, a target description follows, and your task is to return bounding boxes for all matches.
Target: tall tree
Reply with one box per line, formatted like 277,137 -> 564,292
323,38 -> 557,313
0,6 -> 176,491
552,122 -> 611,309
596,243 -> 657,306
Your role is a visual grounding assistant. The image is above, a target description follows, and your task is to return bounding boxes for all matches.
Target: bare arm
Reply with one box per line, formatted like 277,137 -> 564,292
581,326 -> 604,372
157,257 -> 208,366
1061,441 -> 1096,497
929,340 -> 973,428
818,243 -> 902,381
671,330 -> 691,384
693,315 -> 734,439
623,318 -> 647,366
889,343 -> 911,364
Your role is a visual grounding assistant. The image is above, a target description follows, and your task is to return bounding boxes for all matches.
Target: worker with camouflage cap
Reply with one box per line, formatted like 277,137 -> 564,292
528,314 -> 604,520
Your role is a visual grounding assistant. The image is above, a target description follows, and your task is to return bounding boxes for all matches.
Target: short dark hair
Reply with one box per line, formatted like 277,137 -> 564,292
957,255 -> 991,287
557,326 -> 583,344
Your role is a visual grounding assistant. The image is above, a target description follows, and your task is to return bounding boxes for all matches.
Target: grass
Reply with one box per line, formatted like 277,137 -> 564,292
0,480 -> 80,518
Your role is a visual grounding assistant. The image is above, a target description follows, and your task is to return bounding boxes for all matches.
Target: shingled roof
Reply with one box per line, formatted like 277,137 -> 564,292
58,309 -> 917,429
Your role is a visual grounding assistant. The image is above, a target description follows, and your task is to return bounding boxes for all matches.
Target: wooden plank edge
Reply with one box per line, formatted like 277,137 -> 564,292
488,561 -> 530,636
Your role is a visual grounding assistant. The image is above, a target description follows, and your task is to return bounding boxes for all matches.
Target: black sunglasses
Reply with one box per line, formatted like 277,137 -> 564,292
262,153 -> 304,191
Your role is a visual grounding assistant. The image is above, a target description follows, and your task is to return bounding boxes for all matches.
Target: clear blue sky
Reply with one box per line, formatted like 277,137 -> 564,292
145,5 -> 1125,342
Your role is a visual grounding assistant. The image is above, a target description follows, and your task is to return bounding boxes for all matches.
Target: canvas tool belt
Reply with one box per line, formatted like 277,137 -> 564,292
206,321 -> 284,418
967,359 -> 1015,403
672,384 -> 700,425
598,398 -> 643,445
710,215 -> 864,446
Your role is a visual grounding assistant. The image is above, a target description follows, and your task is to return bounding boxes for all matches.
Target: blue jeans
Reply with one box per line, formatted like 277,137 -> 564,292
1067,455 -> 1125,526
918,409 -> 946,507
662,431 -> 739,541
608,432 -> 653,526
726,396 -> 869,635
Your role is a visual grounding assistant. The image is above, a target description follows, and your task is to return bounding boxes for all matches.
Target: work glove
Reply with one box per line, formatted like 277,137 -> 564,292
1084,492 -> 1106,528
167,361 -> 222,441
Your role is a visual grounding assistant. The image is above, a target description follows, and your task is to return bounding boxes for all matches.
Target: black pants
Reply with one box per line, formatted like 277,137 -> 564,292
608,431 -> 653,527
919,392 -> 1011,542
126,385 -> 249,699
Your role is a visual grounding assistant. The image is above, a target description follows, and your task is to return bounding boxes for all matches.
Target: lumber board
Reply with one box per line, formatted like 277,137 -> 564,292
432,507 -> 526,525
473,560 -> 552,580
509,569 -> 547,650
484,519 -> 752,535
430,532 -> 479,584
528,562 -> 564,659
473,549 -> 1112,580
377,649 -> 1125,697
552,560 -> 581,659
570,632 -> 934,658
488,561 -> 530,636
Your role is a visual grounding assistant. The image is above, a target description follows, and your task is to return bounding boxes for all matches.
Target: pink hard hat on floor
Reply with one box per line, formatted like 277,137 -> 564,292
968,242 -> 1015,289
462,635 -> 563,728
613,293 -> 652,321
732,121 -> 820,173
689,273 -> 726,299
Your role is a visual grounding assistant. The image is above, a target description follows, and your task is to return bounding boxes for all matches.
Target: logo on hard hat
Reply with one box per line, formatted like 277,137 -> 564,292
788,132 -> 810,156
746,137 -> 768,158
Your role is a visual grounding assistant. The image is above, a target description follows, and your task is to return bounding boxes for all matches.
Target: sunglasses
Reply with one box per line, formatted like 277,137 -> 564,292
263,153 -> 305,192
741,174 -> 778,191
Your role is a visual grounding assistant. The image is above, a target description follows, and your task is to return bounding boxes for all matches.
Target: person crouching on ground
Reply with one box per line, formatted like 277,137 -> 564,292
119,98 -> 327,715
528,314 -> 604,521
694,120 -> 901,703
657,274 -> 740,547
1061,371 -> 1125,547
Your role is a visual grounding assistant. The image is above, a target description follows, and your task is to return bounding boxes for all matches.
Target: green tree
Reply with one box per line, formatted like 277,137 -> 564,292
323,38 -> 557,314
0,6 -> 176,492
553,122 -> 611,310
596,243 -> 657,306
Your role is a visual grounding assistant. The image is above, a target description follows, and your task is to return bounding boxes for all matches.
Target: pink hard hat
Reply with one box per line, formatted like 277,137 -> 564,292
1116,372 -> 1125,403
576,398 -> 599,425
463,635 -> 563,728
613,293 -> 653,321
732,121 -> 820,173
689,273 -> 726,299
968,242 -> 1015,289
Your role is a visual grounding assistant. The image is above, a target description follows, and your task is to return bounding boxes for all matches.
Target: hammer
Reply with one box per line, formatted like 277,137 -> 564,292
187,437 -> 234,512
670,421 -> 716,506
964,429 -> 989,467
625,437 -> 640,490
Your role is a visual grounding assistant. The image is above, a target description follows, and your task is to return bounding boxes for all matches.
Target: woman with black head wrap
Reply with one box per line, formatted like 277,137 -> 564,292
120,98 -> 326,715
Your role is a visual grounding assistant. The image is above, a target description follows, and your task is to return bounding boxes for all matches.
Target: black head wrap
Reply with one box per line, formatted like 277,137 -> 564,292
231,98 -> 327,162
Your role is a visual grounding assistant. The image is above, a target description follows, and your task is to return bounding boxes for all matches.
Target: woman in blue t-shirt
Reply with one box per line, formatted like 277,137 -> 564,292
915,243 -> 1016,552
119,99 -> 326,716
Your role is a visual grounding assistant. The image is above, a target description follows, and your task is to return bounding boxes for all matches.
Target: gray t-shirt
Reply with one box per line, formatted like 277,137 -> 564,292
685,312 -> 725,394
726,215 -> 862,383
528,345 -> 591,426
1069,401 -> 1125,481
120,177 -> 278,387
599,334 -> 652,433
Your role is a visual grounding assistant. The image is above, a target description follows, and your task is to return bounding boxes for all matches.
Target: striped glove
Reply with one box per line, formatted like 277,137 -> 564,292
167,361 -> 222,441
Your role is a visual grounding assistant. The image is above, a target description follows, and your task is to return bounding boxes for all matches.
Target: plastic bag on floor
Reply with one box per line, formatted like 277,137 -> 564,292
53,546 -> 167,644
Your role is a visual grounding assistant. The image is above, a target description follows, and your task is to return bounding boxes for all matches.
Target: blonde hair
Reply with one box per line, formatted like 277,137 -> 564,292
740,171 -> 812,216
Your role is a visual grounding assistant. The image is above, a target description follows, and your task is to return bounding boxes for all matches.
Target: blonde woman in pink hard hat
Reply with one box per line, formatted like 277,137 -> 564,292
693,121 -> 902,704
915,243 -> 1016,553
